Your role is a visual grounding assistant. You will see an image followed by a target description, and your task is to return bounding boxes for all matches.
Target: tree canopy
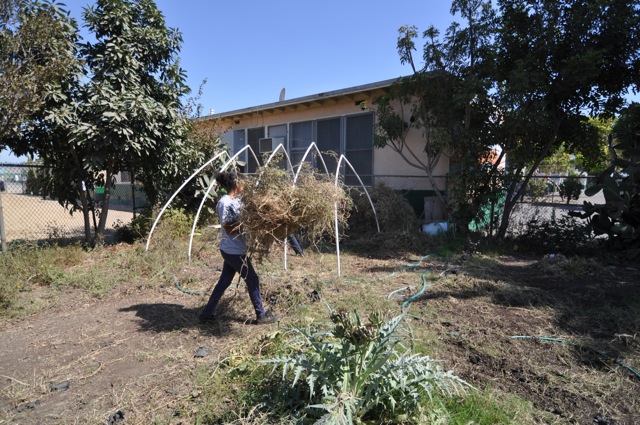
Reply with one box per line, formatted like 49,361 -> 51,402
0,0 -> 77,143
2,0 -> 197,246
376,0 -> 640,237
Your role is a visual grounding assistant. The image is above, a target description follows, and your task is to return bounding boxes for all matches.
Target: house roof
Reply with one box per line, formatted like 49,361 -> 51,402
195,77 -> 400,123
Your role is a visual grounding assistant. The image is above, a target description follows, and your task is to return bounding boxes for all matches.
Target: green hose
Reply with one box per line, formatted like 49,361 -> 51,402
175,279 -> 205,296
511,335 -> 640,380
386,254 -> 437,278
402,272 -> 430,311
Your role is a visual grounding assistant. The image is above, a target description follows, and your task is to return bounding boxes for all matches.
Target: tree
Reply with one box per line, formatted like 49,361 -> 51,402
571,103 -> 640,258
491,0 -> 640,237
4,0 -> 195,247
377,0 -> 640,238
376,0 -> 500,232
0,0 -> 77,143
72,0 -> 192,242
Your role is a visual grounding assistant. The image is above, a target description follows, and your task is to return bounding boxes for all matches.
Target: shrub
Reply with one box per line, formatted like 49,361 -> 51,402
115,207 -> 193,243
262,308 -> 469,424
559,176 -> 582,204
347,183 -> 419,235
513,211 -> 596,255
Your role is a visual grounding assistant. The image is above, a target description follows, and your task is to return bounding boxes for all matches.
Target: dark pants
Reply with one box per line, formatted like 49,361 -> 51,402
287,235 -> 303,255
201,250 -> 266,319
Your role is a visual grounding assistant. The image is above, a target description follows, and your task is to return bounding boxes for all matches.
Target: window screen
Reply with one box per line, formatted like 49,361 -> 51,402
233,130 -> 246,171
345,113 -> 373,185
317,118 -> 341,174
290,121 -> 313,169
247,127 -> 264,173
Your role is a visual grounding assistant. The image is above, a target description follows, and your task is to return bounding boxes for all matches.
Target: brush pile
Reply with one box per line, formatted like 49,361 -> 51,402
239,163 -> 352,262
348,183 -> 418,234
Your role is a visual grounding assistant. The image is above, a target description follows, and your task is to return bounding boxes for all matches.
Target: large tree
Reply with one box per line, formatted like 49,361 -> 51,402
491,0 -> 640,237
4,0 -> 193,246
0,0 -> 77,143
74,0 -> 191,240
377,0 -> 640,237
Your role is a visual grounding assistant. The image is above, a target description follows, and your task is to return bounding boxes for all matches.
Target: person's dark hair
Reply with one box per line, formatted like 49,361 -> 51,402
215,172 -> 238,192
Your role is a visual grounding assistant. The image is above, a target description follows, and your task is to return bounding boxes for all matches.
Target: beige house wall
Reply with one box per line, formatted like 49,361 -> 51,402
198,93 -> 449,184
193,79 -> 451,223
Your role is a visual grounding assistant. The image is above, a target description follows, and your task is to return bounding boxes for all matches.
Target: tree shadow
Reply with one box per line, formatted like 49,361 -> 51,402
399,255 -> 640,362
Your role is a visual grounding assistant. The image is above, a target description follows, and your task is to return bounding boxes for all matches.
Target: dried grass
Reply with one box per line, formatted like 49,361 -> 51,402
347,183 -> 419,235
240,163 -> 352,262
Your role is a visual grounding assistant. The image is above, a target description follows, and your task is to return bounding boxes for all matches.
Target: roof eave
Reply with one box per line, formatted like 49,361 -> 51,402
195,77 -> 401,123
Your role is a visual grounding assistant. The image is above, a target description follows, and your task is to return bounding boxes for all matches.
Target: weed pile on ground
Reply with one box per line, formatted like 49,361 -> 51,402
348,183 -> 419,235
240,164 -> 351,262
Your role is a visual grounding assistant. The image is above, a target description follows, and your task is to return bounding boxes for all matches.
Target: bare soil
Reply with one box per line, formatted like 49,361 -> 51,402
0,193 -> 133,241
0,246 -> 639,424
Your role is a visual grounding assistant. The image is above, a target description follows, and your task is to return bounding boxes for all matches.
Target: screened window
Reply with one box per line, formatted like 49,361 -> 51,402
247,127 -> 265,173
290,121 -> 313,168
231,112 -> 374,185
345,114 -> 373,185
316,118 -> 341,174
232,130 -> 246,171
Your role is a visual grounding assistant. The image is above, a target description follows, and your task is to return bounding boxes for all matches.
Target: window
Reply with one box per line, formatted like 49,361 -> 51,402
345,113 -> 373,185
232,130 -> 246,171
247,127 -> 265,173
232,112 -> 374,185
290,121 -> 313,169
316,118 -> 341,175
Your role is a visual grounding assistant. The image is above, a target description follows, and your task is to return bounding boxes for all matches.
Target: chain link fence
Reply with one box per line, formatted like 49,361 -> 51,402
374,174 -> 606,236
506,175 -> 606,236
0,164 -> 145,246
1,164 -> 608,246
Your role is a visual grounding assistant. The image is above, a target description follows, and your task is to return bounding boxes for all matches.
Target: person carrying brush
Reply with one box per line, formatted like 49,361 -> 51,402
199,171 -> 279,325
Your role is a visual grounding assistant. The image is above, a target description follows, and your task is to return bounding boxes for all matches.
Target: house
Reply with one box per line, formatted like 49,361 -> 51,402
193,78 -> 450,223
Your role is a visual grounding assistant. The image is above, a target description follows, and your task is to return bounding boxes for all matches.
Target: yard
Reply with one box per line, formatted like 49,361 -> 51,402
0,234 -> 638,424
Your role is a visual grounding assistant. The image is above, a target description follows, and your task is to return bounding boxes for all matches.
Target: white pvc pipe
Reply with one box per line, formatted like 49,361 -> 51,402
333,155 -> 381,276
145,151 -> 230,251
187,145 -> 262,262
263,143 -> 294,174
293,142 -> 331,183
335,155 -> 380,233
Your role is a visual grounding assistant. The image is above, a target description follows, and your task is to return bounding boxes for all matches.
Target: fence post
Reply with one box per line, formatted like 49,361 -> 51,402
130,170 -> 136,218
0,191 -> 7,253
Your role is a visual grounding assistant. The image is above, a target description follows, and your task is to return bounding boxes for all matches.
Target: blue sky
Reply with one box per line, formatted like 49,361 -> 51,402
79,0 -> 452,114
1,0 -> 638,163
4,0 -> 450,162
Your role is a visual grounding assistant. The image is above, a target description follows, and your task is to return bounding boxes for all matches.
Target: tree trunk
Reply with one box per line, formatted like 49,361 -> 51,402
496,139 -> 558,239
77,180 -> 94,247
96,159 -> 115,245
69,146 -> 95,247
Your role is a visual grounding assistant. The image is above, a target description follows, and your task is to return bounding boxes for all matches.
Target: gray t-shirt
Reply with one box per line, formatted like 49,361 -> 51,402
216,194 -> 247,255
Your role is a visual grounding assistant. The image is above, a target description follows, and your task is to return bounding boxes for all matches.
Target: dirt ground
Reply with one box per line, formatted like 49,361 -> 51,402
0,246 -> 639,424
0,193 -> 133,241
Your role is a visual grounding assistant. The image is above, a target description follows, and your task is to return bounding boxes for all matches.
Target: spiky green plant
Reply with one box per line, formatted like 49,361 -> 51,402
262,308 -> 470,424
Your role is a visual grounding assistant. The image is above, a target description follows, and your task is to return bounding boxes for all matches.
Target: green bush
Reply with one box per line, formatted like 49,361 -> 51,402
262,308 -> 469,424
559,176 -> 582,204
115,206 -> 196,243
524,178 -> 549,201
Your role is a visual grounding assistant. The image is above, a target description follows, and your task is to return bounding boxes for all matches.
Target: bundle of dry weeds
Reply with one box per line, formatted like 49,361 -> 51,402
239,163 -> 352,261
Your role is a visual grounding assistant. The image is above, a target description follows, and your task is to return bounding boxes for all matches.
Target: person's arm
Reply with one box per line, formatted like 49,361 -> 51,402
223,221 -> 241,235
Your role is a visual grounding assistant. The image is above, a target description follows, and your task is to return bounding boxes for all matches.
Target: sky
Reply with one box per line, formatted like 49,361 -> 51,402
1,0 -> 638,163
2,0 -> 453,163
